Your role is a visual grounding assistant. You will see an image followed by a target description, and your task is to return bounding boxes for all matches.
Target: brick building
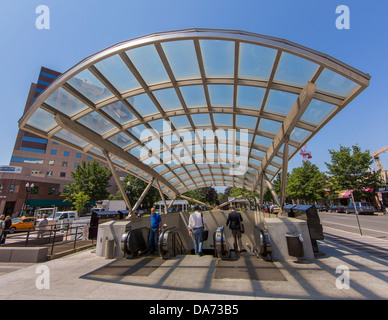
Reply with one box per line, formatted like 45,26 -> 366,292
0,67 -> 121,217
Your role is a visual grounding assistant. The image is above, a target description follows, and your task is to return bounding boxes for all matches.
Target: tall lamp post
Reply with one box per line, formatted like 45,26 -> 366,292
23,182 -> 34,216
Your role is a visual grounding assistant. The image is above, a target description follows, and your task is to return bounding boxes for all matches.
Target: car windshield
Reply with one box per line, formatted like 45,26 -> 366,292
12,218 -> 21,222
360,202 -> 370,206
48,212 -> 63,219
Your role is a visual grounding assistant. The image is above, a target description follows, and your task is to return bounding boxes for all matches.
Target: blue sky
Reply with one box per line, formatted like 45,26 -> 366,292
1,0 -> 387,177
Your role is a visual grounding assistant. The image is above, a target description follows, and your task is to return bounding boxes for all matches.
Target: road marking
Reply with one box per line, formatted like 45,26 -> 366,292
322,221 -> 388,235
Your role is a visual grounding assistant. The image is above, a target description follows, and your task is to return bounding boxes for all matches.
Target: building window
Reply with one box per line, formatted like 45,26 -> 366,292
74,163 -> 80,168
31,170 -> 42,175
49,160 -> 55,165
0,184 -> 3,193
60,172 -> 66,178
53,141 -> 58,145
11,157 -> 43,164
62,161 -> 68,167
87,156 -> 92,159
9,184 -> 20,193
48,187 -> 56,195
20,147 -> 46,154
22,136 -> 48,144
47,171 -> 53,176
51,150 -> 57,155
76,153 -> 81,158
64,151 -> 70,157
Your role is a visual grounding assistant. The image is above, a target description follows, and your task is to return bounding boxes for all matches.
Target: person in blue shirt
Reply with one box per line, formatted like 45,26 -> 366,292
149,207 -> 162,254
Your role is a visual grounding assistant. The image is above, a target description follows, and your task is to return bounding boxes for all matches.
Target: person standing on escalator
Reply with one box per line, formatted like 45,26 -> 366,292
148,207 -> 162,254
188,206 -> 206,256
226,207 -> 243,253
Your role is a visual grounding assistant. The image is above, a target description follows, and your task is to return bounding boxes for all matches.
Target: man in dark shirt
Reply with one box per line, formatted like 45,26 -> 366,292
226,207 -> 243,252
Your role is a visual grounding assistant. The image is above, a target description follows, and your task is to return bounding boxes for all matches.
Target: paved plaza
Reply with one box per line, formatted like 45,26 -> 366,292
0,226 -> 387,300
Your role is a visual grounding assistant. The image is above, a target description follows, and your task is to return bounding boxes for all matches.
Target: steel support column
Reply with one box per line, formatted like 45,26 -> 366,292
180,195 -> 207,207
167,196 -> 176,211
132,178 -> 155,213
264,173 -> 281,207
280,137 -> 289,215
102,150 -> 133,213
155,180 -> 168,214
217,192 -> 251,209
251,82 -> 316,192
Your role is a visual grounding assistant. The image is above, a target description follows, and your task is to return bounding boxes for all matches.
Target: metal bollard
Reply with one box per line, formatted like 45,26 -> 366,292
105,239 -> 115,259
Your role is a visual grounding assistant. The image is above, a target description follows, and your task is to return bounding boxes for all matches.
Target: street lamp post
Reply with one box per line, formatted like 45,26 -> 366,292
23,182 -> 34,216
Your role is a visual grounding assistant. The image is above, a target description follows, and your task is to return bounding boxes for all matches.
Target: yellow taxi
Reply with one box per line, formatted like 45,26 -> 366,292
10,217 -> 37,233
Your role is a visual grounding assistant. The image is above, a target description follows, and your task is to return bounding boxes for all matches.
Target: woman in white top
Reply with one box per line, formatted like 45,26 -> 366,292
188,206 -> 206,256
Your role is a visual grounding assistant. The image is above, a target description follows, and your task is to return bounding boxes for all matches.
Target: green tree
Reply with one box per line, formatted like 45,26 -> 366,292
202,187 -> 218,205
325,145 -> 378,200
121,175 -> 160,208
217,192 -> 225,201
229,187 -> 258,201
183,188 -> 206,204
287,161 -> 328,203
62,160 -> 112,202
72,191 -> 91,214
263,188 -> 274,203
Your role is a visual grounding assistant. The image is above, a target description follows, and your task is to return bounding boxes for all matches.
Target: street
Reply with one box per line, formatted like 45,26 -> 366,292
319,211 -> 388,239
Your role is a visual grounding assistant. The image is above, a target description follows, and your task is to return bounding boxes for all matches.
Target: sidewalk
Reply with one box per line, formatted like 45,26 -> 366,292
0,226 -> 387,300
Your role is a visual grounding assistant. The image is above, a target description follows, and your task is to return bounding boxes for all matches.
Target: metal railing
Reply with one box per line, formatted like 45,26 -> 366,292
1,222 -> 94,256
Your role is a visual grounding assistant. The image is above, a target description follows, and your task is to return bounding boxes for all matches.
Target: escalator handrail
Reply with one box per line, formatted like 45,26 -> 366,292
214,226 -> 230,258
253,225 -> 272,259
159,226 -> 188,257
121,226 -> 150,257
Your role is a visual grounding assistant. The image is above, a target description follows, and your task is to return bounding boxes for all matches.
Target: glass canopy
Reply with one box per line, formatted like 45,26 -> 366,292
19,28 -> 370,198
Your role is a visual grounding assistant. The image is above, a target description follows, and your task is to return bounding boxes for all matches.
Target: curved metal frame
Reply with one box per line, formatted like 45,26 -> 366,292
18,28 -> 370,200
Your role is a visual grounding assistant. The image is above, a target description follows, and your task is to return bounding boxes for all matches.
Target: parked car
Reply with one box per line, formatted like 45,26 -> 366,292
329,205 -> 345,213
10,217 -> 37,233
270,205 -> 280,214
315,205 -> 328,212
345,202 -> 375,215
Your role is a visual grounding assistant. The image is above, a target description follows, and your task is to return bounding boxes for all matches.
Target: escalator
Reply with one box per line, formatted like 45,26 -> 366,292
213,226 -> 230,259
121,225 -> 189,259
121,227 -> 150,258
121,224 -> 272,261
158,226 -> 189,259
253,225 -> 272,261
117,223 -> 277,282
213,225 -> 272,261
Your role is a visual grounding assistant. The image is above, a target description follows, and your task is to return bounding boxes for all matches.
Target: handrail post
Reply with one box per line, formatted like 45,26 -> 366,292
48,225 -> 53,244
74,226 -> 78,250
25,231 -> 30,247
51,228 -> 57,256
